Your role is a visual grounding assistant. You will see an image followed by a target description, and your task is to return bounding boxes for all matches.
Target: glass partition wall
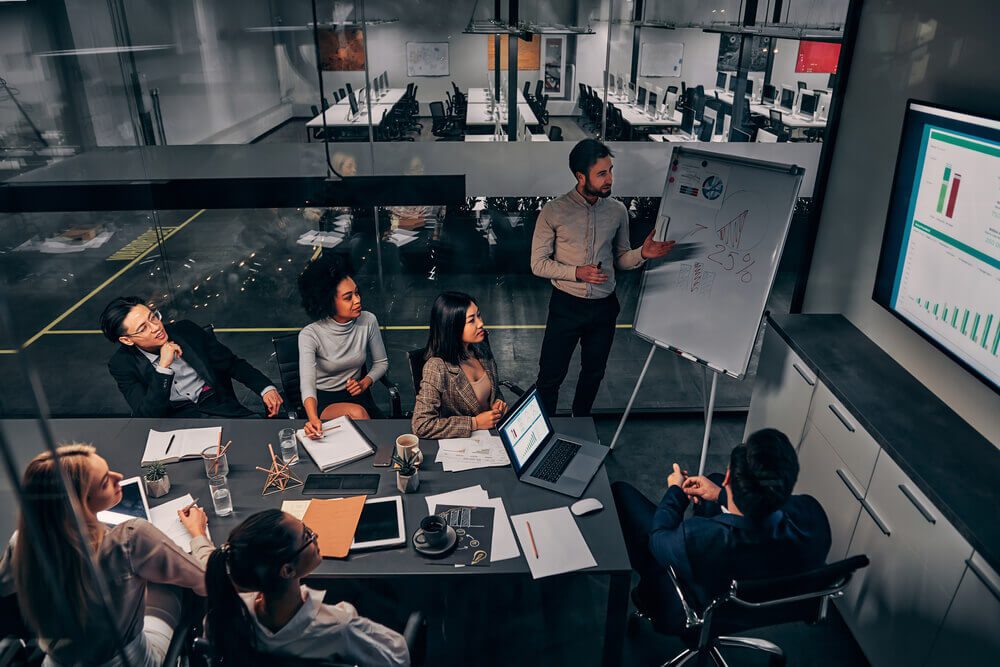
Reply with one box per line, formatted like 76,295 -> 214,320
2,0 -> 852,421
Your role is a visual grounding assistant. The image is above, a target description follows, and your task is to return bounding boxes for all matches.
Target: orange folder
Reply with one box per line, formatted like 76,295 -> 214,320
302,495 -> 367,558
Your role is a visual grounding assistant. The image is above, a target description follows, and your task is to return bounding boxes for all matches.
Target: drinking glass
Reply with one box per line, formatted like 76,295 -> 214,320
202,446 -> 228,478
279,428 -> 299,465
208,475 -> 233,517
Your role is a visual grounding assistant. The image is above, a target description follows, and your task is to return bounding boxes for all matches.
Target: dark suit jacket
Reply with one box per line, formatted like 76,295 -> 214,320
649,485 -> 832,610
108,320 -> 275,418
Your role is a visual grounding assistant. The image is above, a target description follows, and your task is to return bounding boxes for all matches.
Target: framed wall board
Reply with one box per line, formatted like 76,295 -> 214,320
639,42 -> 684,77
318,28 -> 365,71
716,34 -> 771,72
406,42 -> 449,77
541,35 -> 566,96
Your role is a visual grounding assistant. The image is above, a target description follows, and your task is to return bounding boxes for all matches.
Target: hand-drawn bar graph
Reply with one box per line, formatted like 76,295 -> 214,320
916,297 -> 999,355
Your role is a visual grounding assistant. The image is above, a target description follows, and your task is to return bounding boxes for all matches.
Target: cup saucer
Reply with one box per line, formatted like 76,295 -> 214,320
412,525 -> 458,557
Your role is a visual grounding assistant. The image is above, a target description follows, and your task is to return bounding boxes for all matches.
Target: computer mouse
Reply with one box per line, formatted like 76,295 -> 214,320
570,498 -> 604,516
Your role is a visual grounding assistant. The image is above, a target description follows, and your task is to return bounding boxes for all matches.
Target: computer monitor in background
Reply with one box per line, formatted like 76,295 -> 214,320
780,85 -> 796,112
628,81 -> 636,103
756,128 -> 779,143
799,92 -> 818,118
680,107 -> 695,137
347,88 -> 359,117
730,127 -> 751,142
728,75 -> 737,93
745,79 -> 754,97
716,72 -> 727,90
697,118 -> 715,142
665,91 -> 678,118
373,77 -> 381,99
762,83 -> 777,105
637,86 -> 647,108
647,92 -> 657,116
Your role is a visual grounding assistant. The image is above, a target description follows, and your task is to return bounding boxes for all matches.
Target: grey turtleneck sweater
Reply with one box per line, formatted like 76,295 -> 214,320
298,311 -> 388,400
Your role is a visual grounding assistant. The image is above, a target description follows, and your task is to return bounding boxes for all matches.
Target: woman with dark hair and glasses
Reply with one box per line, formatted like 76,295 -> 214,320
411,292 -> 508,439
205,510 -> 409,666
297,256 -> 389,438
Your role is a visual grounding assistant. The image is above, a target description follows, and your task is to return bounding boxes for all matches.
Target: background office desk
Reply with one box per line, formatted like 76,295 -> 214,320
464,103 -> 539,127
466,88 -> 528,105
464,132 -> 549,142
0,417 -> 632,666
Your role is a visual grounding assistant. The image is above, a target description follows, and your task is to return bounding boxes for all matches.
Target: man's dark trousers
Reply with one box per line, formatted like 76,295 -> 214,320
536,286 -> 620,416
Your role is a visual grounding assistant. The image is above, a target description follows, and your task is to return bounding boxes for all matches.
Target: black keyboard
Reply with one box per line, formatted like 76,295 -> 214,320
530,439 -> 581,483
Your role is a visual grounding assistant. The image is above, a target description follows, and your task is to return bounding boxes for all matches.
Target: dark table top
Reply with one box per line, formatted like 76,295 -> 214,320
767,313 -> 1000,572
0,418 -> 631,579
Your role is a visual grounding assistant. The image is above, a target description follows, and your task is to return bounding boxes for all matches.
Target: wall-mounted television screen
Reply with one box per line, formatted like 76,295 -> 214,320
873,101 -> 1000,392
795,41 -> 841,73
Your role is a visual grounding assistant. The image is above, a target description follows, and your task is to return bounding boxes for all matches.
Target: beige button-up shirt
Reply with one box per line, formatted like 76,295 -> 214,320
530,187 -> 645,298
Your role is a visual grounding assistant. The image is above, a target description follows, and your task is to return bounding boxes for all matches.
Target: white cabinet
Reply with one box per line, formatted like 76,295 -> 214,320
743,330 -> 817,447
926,553 -> 1000,664
807,381 -> 881,488
839,452 -> 973,667
794,422 -> 865,562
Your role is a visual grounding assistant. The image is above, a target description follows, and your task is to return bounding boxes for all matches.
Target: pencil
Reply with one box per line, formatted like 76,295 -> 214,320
181,498 -> 200,512
164,434 -> 176,455
323,424 -> 342,432
526,521 -> 539,559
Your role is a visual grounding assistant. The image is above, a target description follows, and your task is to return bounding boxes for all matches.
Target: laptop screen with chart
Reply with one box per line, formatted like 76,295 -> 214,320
874,101 -> 1000,392
499,391 -> 551,471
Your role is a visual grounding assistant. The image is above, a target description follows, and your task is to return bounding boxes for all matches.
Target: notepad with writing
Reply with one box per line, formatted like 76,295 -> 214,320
296,416 -> 374,471
141,427 -> 222,466
511,507 -> 596,579
148,494 -> 212,554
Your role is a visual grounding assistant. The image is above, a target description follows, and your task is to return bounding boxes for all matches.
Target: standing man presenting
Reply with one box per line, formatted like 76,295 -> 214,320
531,139 -> 674,416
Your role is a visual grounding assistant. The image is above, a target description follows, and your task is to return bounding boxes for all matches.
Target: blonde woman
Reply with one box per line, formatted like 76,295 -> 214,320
0,444 -> 213,666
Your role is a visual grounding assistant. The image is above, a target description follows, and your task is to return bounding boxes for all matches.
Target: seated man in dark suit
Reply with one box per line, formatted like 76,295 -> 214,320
611,428 -> 831,632
101,296 -> 284,418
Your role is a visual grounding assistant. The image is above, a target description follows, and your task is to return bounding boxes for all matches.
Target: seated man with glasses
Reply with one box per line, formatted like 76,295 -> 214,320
101,296 -> 283,418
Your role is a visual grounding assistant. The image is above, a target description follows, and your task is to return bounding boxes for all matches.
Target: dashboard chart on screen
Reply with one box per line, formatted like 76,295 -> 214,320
874,101 -> 1000,391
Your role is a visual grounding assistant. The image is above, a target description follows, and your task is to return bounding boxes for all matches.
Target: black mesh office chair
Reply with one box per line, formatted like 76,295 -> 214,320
271,332 -> 401,419
797,81 -> 807,91
667,85 -> 679,95
338,87 -> 347,100
534,79 -> 544,102
332,90 -> 341,103
634,555 -> 870,667
407,334 -> 525,399
430,101 -> 464,140
524,80 -> 533,101
768,109 -> 789,141
548,125 -> 563,141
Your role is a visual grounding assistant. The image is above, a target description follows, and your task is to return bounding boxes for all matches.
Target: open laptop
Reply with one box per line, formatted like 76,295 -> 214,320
497,386 -> 608,498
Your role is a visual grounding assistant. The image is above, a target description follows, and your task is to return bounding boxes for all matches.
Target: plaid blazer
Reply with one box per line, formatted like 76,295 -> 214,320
411,353 -> 503,439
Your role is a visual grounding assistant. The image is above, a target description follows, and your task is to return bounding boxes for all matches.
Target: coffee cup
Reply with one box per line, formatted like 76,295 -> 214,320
414,515 -> 451,550
395,434 -> 423,467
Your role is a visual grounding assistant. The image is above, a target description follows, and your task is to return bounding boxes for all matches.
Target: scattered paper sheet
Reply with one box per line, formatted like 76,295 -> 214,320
425,485 -> 519,562
281,500 -> 312,521
303,495 -> 367,558
436,431 -> 510,472
511,507 -> 596,579
149,494 -> 212,554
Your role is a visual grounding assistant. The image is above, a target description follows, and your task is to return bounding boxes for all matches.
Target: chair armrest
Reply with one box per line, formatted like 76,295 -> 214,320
378,376 -> 403,418
499,380 -> 525,397
403,611 -> 426,666
728,571 -> 857,609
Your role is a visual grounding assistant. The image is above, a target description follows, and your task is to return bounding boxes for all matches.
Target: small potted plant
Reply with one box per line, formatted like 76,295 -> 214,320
392,451 -> 420,494
143,461 -> 171,498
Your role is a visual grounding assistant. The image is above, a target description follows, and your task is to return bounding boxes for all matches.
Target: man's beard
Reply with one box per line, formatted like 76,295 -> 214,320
584,180 -> 612,198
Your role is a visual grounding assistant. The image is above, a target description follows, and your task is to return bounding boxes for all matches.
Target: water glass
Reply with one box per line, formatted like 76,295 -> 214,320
202,446 -> 228,478
208,475 -> 233,517
279,428 -> 299,465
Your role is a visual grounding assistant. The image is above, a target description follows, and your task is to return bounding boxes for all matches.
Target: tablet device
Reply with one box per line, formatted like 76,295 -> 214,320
97,477 -> 150,525
351,496 -> 406,551
303,473 -> 380,495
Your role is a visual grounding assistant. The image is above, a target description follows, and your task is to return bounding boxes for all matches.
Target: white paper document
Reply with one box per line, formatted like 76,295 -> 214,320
281,500 -> 311,521
425,485 -> 520,562
142,426 -> 222,466
511,507 -> 596,579
436,431 -> 510,472
149,494 -> 212,554
296,416 -> 374,471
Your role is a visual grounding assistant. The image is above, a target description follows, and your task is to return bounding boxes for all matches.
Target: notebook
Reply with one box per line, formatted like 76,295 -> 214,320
148,494 -> 213,554
141,427 -> 222,466
296,416 -> 375,471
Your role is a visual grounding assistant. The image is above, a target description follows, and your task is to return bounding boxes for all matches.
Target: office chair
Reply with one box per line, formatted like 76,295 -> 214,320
634,555 -> 870,667
525,80 -> 533,101
534,79 -> 544,102
322,97 -> 330,111
429,101 -> 464,140
191,611 -> 427,667
271,332 -> 402,419
332,91 -> 341,103
407,334 -> 525,399
768,109 -> 790,141
338,87 -> 347,100
667,85 -> 679,95
537,94 -> 550,126
548,125 -> 563,141
797,81 -> 807,91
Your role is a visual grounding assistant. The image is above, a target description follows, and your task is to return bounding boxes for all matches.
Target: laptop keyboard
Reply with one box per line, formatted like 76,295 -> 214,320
530,439 -> 581,483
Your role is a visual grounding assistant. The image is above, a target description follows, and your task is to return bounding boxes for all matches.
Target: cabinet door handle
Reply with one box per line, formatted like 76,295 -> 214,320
966,558 -> 1000,602
835,468 -> 864,502
860,498 -> 891,537
898,484 -> 936,525
828,404 -> 856,433
792,363 -> 816,387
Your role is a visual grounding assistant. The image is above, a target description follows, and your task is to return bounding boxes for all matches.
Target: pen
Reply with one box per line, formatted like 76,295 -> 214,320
164,434 -> 176,455
526,521 -> 539,559
181,498 -> 200,512
323,424 -> 342,432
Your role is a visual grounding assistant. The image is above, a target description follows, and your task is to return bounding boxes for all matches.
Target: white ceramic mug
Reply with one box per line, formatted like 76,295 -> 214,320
395,433 -> 423,467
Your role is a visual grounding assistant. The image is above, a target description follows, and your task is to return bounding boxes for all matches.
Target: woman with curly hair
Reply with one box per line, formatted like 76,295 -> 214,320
297,256 -> 388,437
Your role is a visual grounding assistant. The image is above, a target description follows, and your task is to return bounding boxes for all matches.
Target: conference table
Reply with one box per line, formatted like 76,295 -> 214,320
0,417 -> 632,666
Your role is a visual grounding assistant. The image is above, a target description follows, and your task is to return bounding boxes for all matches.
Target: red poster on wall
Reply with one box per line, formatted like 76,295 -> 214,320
796,41 -> 841,74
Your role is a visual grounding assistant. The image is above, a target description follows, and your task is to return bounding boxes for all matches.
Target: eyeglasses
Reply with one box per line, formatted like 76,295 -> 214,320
287,524 -> 318,563
124,309 -> 163,337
